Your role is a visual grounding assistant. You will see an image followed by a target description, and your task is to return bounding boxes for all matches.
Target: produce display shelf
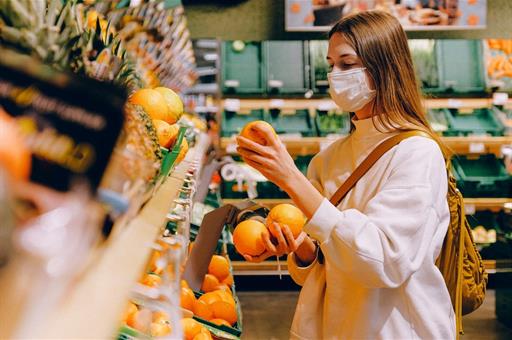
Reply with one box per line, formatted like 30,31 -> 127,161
223,198 -> 512,213
231,259 -> 512,276
0,140 -> 207,339
220,135 -> 512,157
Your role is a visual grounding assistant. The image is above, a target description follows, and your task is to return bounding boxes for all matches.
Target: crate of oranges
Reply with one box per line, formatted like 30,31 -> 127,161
181,255 -> 242,339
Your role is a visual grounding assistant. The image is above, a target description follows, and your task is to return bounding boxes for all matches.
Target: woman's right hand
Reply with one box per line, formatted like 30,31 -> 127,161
242,222 -> 309,263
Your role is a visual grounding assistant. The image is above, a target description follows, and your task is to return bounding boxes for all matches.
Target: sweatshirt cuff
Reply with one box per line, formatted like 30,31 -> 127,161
303,198 -> 341,243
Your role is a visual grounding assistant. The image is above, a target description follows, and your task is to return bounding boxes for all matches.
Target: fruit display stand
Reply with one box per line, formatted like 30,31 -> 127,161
0,132 -> 210,339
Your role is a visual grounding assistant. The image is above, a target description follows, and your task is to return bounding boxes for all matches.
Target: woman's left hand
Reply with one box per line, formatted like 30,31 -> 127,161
236,125 -> 301,191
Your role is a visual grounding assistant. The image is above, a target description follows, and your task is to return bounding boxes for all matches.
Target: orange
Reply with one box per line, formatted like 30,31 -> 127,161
181,280 -> 190,289
201,274 -> 220,293
198,291 -> 222,306
152,311 -> 170,324
129,89 -> 169,122
150,322 -> 171,337
193,328 -> 212,340
141,273 -> 161,287
232,220 -> 269,256
240,120 -> 276,146
181,287 -> 196,311
175,138 -> 189,164
211,300 -> 237,326
182,318 -> 202,340
154,87 -> 184,124
215,290 -> 235,307
267,203 -> 305,238
0,113 -> 31,181
210,318 -> 232,327
148,250 -> 163,275
192,299 -> 213,320
214,284 -> 232,295
122,302 -> 138,323
221,273 -> 234,287
127,308 -> 152,333
153,120 -> 179,148
208,255 -> 230,281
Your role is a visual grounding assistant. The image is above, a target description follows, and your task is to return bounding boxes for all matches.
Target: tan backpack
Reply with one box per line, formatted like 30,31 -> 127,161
328,130 -> 488,336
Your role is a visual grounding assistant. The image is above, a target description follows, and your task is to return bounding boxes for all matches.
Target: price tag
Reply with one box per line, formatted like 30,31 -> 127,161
447,99 -> 463,108
317,100 -> 337,112
226,142 -> 238,154
224,98 -> 241,112
224,80 -> 240,88
464,204 -> 476,215
268,80 -> 284,88
469,142 -> 485,153
493,92 -> 509,106
270,99 -> 285,109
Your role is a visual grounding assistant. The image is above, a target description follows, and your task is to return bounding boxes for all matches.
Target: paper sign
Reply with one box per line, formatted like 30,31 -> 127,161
493,92 -> 509,106
224,80 -> 240,88
270,99 -> 285,109
447,99 -> 463,108
0,49 -> 125,192
464,204 -> 476,215
469,142 -> 485,153
224,98 -> 241,112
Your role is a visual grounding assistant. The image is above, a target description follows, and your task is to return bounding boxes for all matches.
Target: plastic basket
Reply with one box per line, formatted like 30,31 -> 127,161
442,108 -> 505,136
221,109 -> 265,138
265,109 -> 315,137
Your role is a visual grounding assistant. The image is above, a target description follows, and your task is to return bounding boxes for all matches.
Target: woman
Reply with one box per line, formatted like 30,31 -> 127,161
236,10 -> 455,340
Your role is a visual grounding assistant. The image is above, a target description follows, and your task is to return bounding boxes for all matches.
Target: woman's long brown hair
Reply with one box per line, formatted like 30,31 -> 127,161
329,10 -> 449,157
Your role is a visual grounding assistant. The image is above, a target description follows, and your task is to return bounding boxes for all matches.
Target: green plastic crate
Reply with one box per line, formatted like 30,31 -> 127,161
309,40 -> 330,95
221,109 -> 264,138
442,108 -> 505,136
314,110 -> 350,136
265,109 -> 315,137
221,41 -> 265,94
409,39 -> 485,95
451,154 -> 511,197
264,41 -> 309,95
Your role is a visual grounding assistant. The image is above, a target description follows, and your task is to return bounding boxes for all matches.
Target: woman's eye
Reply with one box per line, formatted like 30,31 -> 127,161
342,63 -> 356,69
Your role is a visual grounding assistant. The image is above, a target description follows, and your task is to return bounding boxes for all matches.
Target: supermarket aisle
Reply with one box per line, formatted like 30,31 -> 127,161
238,290 -> 512,340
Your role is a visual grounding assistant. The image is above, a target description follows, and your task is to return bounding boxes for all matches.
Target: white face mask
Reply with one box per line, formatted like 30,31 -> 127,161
328,67 -> 376,112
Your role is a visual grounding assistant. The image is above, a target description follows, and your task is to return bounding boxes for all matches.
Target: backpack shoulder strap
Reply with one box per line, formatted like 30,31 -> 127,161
329,130 -> 431,206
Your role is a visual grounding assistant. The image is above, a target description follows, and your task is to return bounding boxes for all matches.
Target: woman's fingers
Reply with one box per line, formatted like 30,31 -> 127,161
236,136 -> 271,156
281,224 -> 300,252
270,222 -> 289,254
243,251 -> 272,263
262,229 -> 277,253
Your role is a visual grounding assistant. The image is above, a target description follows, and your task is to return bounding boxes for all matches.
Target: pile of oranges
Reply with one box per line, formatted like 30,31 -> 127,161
180,255 -> 238,328
129,87 -> 188,163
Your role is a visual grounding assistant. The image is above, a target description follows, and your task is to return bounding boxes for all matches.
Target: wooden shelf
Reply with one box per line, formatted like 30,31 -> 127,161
221,135 -> 512,156
223,198 -> 512,212
232,259 -> 512,276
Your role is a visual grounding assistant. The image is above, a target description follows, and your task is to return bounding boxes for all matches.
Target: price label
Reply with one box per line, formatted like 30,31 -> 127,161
224,80 -> 240,88
270,99 -> 285,109
493,92 -> 509,106
226,142 -> 238,154
224,98 -> 241,112
464,204 -> 476,215
469,142 -> 485,153
447,99 -> 463,108
268,80 -> 284,88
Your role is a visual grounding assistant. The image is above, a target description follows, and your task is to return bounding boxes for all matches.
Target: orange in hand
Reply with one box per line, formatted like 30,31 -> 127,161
232,220 -> 269,256
239,120 -> 276,146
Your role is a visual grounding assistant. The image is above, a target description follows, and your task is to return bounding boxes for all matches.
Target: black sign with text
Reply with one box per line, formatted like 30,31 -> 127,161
0,49 -> 126,192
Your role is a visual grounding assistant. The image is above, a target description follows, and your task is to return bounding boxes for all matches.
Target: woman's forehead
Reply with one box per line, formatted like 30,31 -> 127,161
328,33 -> 357,58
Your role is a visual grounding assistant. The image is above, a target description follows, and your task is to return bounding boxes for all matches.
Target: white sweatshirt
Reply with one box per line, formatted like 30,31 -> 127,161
287,117 -> 456,340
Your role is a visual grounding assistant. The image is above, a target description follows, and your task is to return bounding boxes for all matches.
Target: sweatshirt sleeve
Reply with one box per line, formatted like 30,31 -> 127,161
303,137 -> 447,289
287,251 -> 319,286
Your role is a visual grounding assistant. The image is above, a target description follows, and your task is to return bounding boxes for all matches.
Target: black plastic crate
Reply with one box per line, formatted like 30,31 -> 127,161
451,154 -> 511,197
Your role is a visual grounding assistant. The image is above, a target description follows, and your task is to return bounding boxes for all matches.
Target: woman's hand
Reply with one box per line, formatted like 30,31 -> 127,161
235,123 -> 325,220
236,125 -> 302,192
242,223 -> 308,263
